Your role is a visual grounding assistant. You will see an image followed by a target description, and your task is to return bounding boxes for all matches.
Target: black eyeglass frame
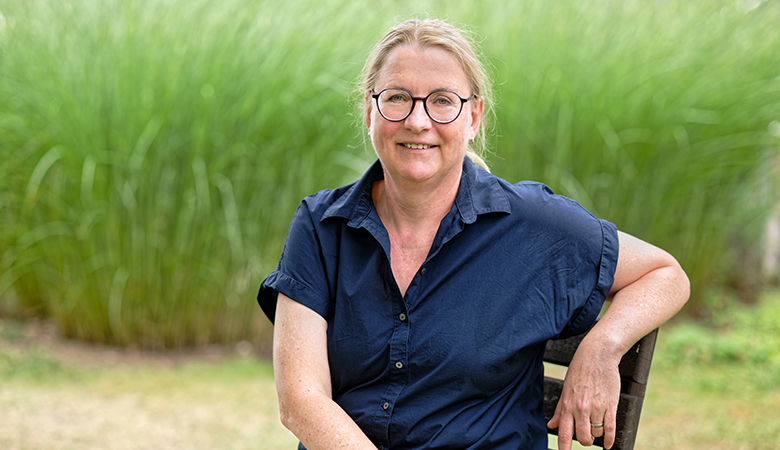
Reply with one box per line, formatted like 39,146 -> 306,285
371,88 -> 477,124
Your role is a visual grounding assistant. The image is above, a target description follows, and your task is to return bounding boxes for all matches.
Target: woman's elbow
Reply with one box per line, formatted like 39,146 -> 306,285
276,386 -> 323,435
276,387 -> 306,433
278,399 -> 295,432
659,253 -> 691,312
672,257 -> 691,307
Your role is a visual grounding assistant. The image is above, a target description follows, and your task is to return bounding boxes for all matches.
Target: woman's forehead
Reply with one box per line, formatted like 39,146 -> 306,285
374,45 -> 470,94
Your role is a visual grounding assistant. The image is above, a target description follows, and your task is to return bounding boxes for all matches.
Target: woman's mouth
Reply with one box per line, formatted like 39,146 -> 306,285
402,143 -> 435,149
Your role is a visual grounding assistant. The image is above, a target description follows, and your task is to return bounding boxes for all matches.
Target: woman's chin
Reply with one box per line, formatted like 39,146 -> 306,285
396,160 -> 464,186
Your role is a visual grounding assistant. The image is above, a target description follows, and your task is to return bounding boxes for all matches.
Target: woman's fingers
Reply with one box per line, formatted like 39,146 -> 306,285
585,406 -> 618,449
550,405 -> 618,449
551,369 -> 620,447
546,401 -> 561,430
590,416 -> 605,438
603,403 -> 618,449
549,395 -> 603,448
554,414 -> 575,450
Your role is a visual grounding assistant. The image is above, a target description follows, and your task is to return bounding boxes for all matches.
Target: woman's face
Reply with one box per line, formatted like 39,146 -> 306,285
366,45 -> 483,187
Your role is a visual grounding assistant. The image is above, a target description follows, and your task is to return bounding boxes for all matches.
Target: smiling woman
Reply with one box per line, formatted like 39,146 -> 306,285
257,17 -> 689,450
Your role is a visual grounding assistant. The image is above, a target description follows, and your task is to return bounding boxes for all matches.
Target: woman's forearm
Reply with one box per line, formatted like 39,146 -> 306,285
274,293 -> 377,450
588,263 -> 689,360
277,389 -> 377,450
591,232 -> 690,358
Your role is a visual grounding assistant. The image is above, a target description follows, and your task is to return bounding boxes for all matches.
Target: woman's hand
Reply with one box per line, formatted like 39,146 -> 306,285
547,336 -> 622,449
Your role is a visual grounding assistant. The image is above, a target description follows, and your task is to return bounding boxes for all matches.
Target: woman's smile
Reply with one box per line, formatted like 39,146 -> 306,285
401,143 -> 436,150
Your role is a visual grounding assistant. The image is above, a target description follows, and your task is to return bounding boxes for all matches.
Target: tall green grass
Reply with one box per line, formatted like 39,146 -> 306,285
483,1 -> 780,301
1,0 -> 778,347
0,0 -> 374,347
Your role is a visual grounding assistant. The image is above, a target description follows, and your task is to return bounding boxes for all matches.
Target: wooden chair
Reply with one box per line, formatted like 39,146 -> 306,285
544,321 -> 659,450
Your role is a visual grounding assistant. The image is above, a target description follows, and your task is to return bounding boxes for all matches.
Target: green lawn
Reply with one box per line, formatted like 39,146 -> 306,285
2,292 -> 780,449
0,322 -> 298,450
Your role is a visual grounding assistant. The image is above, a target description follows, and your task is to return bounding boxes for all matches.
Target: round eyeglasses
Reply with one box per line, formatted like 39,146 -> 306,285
371,89 -> 476,124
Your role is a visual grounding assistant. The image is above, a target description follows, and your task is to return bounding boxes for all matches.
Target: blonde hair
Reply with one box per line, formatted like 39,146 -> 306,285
358,18 -> 494,171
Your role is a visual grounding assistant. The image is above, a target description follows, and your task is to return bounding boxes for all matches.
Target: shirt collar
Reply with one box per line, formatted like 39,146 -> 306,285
322,157 -> 511,227
456,156 -> 511,223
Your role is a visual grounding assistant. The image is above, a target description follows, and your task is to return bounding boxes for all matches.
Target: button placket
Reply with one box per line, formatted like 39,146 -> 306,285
375,292 -> 411,439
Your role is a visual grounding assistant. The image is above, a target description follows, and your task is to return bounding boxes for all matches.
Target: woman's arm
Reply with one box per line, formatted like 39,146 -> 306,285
273,293 -> 377,449
548,231 -> 690,450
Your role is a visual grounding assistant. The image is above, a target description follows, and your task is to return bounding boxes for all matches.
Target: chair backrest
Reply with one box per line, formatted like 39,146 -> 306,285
543,320 -> 659,450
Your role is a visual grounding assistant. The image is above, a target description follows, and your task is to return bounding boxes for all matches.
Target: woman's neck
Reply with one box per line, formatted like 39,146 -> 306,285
372,162 -> 462,238
372,162 -> 463,296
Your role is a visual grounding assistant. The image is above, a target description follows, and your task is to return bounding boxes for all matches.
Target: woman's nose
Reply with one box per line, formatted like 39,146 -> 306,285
404,99 -> 432,132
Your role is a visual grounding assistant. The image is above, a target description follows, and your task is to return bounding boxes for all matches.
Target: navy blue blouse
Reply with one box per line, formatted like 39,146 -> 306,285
258,157 -> 619,450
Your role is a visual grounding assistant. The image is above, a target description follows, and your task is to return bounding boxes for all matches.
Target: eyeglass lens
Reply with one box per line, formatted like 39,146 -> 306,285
376,89 -> 464,123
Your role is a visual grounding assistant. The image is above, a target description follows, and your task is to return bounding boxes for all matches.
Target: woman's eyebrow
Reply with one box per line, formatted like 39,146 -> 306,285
380,86 -> 461,94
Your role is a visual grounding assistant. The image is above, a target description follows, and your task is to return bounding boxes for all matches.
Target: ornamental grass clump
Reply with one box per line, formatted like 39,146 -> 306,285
0,0 -> 778,347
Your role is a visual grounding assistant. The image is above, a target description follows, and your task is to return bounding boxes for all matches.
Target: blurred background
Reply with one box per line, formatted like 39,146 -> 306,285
1,0 -> 779,448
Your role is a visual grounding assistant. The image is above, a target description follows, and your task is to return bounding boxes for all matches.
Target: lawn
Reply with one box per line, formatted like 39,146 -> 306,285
3,292 -> 779,449
0,320 -> 297,450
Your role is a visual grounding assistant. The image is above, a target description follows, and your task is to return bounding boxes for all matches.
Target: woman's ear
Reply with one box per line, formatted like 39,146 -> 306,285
365,91 -> 373,131
469,95 -> 484,140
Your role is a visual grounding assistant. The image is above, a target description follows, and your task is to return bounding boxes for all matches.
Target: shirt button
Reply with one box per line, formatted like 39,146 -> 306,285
378,446 -> 385,450
382,402 -> 389,410
420,267 -> 427,275
399,313 -> 407,321
395,361 -> 404,369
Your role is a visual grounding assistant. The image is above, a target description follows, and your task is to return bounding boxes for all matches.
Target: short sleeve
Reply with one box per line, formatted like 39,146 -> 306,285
557,218 -> 619,338
257,200 -> 332,324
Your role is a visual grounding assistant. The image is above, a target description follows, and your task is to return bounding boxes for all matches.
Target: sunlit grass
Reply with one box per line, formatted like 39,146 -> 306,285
0,344 -> 299,449
3,291 -> 780,449
1,0 -> 779,346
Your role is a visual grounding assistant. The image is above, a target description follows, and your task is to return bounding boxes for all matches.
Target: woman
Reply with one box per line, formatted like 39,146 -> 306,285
258,18 -> 689,450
